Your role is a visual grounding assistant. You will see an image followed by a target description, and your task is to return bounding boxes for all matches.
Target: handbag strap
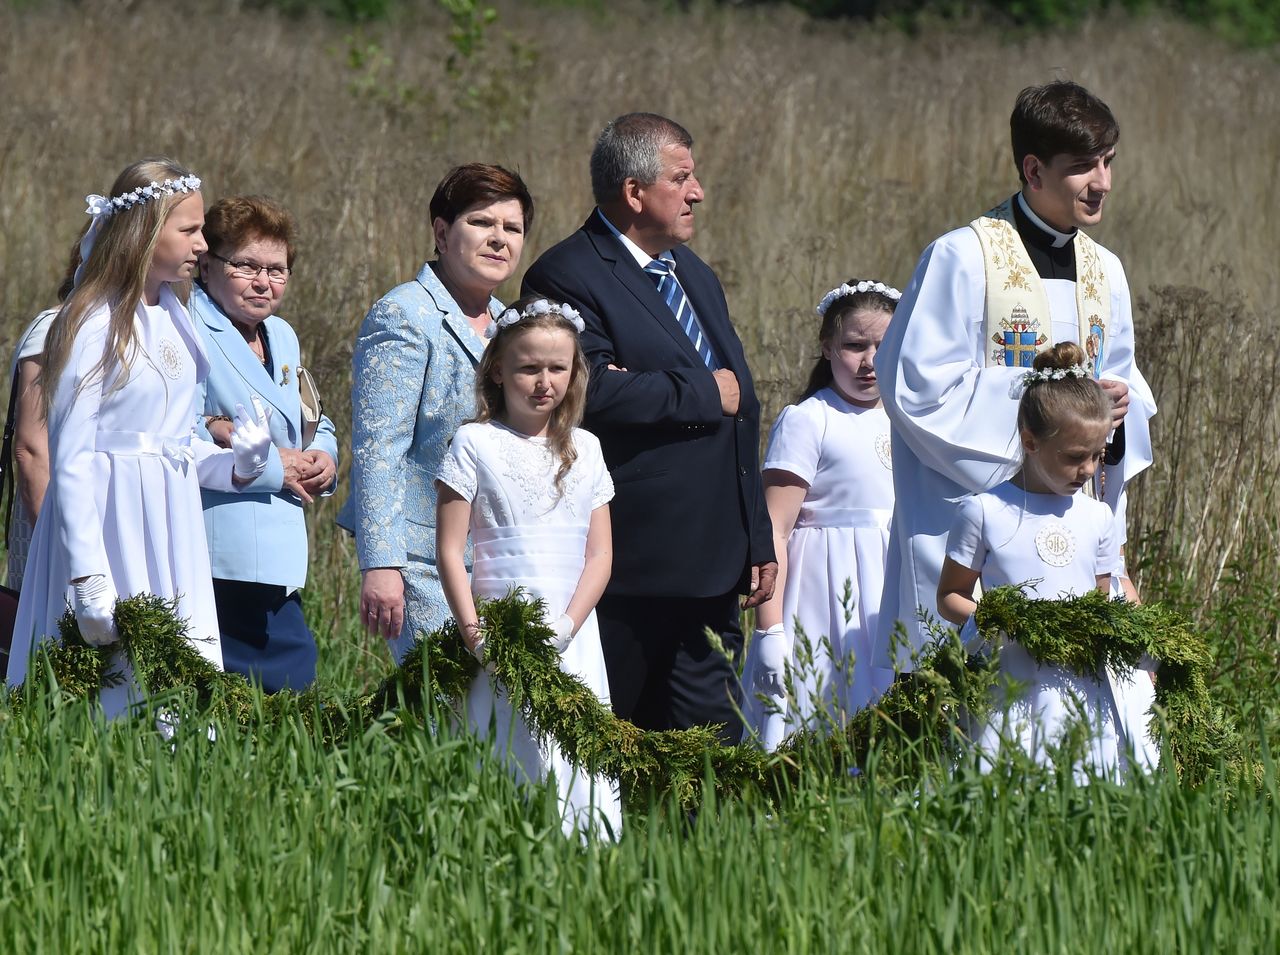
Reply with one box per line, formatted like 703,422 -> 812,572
1,362 -> 22,550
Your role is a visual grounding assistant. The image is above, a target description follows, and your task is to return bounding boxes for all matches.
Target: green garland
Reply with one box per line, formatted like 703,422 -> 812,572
974,585 -> 1251,787
3,585 -> 1252,809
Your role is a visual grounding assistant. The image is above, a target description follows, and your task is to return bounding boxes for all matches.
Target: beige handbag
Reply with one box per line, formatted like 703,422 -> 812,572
296,365 -> 323,447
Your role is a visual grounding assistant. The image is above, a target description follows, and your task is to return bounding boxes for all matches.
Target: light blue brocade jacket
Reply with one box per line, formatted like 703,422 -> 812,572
335,262 -> 494,570
191,285 -> 340,591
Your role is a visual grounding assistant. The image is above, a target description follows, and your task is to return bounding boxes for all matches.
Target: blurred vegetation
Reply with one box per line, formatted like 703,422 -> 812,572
169,0 -> 1280,45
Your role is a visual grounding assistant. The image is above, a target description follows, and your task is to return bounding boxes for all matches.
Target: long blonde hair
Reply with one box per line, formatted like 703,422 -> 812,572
473,296 -> 589,494
41,157 -> 200,416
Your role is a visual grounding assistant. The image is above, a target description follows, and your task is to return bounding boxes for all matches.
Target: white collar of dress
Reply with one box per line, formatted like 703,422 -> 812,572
1016,192 -> 1076,249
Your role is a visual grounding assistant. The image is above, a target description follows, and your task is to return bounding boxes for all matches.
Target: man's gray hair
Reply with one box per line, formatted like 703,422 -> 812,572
590,112 -> 694,206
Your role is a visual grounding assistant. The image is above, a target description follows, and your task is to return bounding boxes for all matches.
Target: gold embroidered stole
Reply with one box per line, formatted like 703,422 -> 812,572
969,196 -> 1111,377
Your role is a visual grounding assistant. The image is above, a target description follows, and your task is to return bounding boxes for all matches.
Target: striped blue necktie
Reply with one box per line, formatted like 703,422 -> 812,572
643,258 -> 718,370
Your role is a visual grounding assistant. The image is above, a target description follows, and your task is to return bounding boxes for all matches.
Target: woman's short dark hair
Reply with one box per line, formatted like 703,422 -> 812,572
429,163 -> 535,230
1010,81 -> 1119,183
203,195 -> 299,267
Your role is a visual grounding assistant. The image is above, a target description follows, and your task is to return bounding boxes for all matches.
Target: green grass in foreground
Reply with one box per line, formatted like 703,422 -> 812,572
0,686 -> 1275,953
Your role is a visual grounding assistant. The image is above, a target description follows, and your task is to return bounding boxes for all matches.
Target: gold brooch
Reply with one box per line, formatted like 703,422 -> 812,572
281,364 -> 291,385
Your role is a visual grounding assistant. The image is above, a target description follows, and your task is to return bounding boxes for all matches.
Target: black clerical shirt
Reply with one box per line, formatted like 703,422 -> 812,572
1012,197 -> 1076,281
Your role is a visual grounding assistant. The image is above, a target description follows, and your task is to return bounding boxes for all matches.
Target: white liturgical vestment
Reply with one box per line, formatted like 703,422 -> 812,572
873,196 -> 1156,666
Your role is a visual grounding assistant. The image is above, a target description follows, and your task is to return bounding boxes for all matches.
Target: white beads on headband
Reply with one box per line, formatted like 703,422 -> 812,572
485,299 -> 585,338
1008,363 -> 1091,398
83,175 -> 203,221
75,173 -> 203,289
816,280 -> 902,317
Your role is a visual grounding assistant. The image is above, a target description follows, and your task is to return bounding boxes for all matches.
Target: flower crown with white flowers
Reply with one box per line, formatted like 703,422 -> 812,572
84,175 -> 202,221
1009,363 -> 1091,398
73,173 -> 203,289
485,298 -> 585,338
816,279 -> 902,318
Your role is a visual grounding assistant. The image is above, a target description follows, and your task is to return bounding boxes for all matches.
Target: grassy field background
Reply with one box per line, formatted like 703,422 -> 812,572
2,1 -> 1278,948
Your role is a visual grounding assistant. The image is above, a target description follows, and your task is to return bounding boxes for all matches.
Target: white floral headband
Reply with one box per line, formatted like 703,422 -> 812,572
75,174 -> 203,288
485,298 -> 585,338
816,280 -> 902,318
83,175 -> 202,222
1008,363 -> 1091,398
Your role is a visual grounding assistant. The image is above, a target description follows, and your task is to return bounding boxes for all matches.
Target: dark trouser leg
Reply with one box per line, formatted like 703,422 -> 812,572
665,593 -> 744,744
596,593 -> 669,724
596,592 -> 743,744
213,579 -> 318,693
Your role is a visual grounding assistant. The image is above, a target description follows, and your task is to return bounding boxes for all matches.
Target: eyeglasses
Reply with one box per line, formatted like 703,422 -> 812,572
209,251 -> 291,284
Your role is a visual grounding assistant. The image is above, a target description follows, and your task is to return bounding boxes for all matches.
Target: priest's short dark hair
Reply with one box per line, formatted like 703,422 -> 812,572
1010,81 -> 1119,183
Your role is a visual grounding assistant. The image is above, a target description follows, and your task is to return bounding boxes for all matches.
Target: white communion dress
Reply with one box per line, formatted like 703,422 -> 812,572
946,481 -> 1159,778
9,289 -> 236,715
437,420 -> 623,838
743,389 -> 896,747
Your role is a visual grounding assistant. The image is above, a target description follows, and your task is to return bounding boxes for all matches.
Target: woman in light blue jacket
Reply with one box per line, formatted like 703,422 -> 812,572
337,164 -> 533,663
193,195 -> 339,691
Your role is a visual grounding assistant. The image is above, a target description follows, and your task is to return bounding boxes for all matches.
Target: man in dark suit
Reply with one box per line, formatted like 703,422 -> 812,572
523,112 -> 776,743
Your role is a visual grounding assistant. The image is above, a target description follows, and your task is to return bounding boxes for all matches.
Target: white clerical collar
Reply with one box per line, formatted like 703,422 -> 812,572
596,209 -> 674,269
1017,192 -> 1076,248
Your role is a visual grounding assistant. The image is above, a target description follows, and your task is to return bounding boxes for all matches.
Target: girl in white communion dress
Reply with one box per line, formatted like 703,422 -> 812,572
9,157 -> 272,717
937,341 -> 1159,779
744,279 -> 900,751
436,296 -> 621,839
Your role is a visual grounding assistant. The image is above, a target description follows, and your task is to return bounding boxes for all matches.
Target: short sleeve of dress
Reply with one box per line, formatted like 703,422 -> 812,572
436,425 -> 480,502
762,401 -> 822,485
945,494 -> 987,572
578,430 -> 614,510
17,309 -> 57,362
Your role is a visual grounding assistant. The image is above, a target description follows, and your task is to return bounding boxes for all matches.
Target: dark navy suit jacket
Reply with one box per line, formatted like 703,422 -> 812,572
523,211 -> 773,598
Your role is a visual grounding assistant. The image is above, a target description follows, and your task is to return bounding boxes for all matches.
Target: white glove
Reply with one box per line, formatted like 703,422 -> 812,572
73,575 -> 119,646
231,396 -> 273,481
549,613 -> 575,653
753,624 -> 789,697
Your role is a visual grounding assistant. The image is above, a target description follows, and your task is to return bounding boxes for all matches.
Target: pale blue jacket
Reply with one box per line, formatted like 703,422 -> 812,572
192,284 -> 340,590
336,261 -> 493,570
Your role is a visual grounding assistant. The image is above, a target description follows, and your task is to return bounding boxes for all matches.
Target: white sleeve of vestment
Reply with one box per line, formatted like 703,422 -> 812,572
1095,501 -> 1122,577
876,231 -> 1024,494
1094,251 -> 1154,548
52,317 -> 113,584
1095,250 -> 1155,495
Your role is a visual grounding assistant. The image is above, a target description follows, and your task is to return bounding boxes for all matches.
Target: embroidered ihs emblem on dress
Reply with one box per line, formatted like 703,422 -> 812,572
1034,522 -> 1076,567
874,431 -> 893,470
991,306 -> 1047,367
157,338 -> 185,380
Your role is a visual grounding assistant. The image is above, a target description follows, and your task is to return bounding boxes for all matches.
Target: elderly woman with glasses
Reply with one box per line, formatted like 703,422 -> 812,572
337,163 -> 534,664
191,194 -> 339,692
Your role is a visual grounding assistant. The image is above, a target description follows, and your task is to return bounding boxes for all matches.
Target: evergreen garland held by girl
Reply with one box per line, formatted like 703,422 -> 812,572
743,279 -> 901,751
435,295 -> 622,839
936,340 -> 1159,778
8,157 -> 273,716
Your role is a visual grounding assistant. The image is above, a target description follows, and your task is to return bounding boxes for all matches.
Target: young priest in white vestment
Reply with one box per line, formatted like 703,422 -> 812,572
873,80 -> 1156,669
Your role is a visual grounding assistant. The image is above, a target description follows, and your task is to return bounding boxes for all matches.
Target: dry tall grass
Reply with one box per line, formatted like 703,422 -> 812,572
2,0 -> 1278,679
